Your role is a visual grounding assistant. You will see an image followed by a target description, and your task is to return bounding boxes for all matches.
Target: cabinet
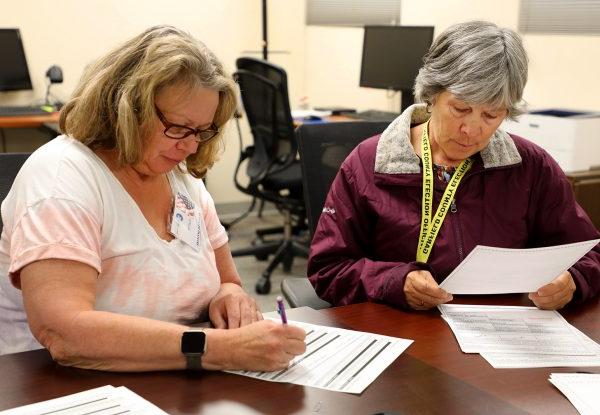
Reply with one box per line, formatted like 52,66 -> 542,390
567,169 -> 600,230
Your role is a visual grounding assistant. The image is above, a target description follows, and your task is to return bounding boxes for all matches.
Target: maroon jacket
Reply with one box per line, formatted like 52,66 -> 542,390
308,105 -> 600,309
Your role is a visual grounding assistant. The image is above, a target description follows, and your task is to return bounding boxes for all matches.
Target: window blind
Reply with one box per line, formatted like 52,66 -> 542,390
306,0 -> 401,26
519,0 -> 600,35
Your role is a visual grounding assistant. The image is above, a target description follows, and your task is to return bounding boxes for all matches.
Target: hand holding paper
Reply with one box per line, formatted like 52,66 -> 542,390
529,271 -> 577,310
404,270 -> 453,310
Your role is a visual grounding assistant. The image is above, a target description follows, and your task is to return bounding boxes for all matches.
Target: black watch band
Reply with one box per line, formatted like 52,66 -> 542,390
181,329 -> 207,371
185,353 -> 203,371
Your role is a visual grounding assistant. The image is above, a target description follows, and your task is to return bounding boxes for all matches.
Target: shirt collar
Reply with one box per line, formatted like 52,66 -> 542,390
374,103 -> 522,174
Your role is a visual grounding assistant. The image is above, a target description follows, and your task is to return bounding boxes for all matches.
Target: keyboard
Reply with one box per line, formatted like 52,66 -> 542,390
344,109 -> 400,122
0,105 -> 51,116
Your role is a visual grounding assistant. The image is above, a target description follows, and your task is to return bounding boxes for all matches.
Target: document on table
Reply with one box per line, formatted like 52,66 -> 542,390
438,304 -> 595,355
439,239 -> 599,294
550,373 -> 600,415
481,327 -> 600,368
0,385 -> 167,415
227,320 -> 413,394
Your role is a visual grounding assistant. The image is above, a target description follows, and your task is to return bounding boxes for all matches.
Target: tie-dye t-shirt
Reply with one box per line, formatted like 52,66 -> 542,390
0,136 -> 227,354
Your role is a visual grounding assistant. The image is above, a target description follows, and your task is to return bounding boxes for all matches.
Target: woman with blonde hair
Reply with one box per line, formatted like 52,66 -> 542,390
0,25 -> 305,371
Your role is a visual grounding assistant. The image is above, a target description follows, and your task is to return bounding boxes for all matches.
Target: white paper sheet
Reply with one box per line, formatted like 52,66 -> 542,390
291,109 -> 332,119
439,239 -> 599,294
0,385 -> 167,415
227,320 -> 413,394
481,327 -> 600,368
550,373 -> 600,415
438,304 -> 594,355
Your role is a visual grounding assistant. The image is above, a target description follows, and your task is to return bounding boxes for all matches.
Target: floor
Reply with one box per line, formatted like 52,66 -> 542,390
226,212 -> 308,314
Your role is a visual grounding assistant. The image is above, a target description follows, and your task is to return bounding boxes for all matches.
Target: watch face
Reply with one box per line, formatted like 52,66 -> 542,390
181,331 -> 206,354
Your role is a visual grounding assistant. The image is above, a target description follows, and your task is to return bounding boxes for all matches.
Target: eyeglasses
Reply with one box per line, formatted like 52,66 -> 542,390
155,106 -> 219,143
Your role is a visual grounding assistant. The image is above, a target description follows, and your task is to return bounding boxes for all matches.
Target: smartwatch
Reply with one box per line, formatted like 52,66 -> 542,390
181,329 -> 207,370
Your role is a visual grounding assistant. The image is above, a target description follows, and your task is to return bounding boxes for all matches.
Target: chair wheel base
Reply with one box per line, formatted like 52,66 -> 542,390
255,276 -> 271,294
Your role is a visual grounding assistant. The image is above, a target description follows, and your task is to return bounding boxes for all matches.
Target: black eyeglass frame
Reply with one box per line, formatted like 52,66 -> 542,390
154,106 -> 219,143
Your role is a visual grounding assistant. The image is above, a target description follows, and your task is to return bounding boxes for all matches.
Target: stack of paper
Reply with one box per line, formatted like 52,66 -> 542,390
438,304 -> 600,369
0,385 -> 167,415
227,320 -> 413,394
549,373 -> 600,415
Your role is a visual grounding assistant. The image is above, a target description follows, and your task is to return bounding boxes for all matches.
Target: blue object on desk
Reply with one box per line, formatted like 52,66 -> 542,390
304,115 -> 322,121
294,116 -> 327,124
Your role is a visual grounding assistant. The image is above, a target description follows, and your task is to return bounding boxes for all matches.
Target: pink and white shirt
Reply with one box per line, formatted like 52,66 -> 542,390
0,136 -> 227,355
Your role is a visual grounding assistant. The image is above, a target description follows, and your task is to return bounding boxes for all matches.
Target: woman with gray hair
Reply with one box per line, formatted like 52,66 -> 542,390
308,20 -> 600,311
0,25 -> 306,371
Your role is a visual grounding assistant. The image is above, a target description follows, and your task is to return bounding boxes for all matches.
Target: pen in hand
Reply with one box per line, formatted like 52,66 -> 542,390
276,296 -> 288,324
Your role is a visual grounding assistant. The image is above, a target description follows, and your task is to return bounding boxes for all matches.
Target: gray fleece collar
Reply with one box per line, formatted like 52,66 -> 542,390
374,104 -> 522,174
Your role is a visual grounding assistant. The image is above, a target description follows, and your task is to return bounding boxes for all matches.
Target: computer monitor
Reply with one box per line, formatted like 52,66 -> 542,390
360,25 -> 434,111
0,28 -> 33,92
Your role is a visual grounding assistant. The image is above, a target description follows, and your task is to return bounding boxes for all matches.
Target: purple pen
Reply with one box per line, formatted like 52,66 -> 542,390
276,296 -> 288,324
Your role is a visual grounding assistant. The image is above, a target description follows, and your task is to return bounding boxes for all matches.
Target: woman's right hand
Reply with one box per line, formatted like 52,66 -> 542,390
203,320 -> 306,372
404,270 -> 453,310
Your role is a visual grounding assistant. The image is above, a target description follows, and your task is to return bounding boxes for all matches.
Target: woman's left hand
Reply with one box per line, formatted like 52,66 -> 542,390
209,283 -> 263,329
529,271 -> 576,310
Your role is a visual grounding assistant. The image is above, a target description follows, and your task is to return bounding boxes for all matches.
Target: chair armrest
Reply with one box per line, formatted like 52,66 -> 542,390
281,277 -> 331,310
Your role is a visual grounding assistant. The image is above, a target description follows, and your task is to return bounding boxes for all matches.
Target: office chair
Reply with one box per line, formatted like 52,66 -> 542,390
232,57 -> 309,295
281,121 -> 389,309
0,153 -> 31,234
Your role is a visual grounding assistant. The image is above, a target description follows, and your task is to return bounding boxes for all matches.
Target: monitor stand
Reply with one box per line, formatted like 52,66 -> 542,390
400,89 -> 414,113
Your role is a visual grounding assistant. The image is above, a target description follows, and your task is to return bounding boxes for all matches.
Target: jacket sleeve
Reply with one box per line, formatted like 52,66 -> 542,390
528,151 -> 600,304
307,158 -> 430,310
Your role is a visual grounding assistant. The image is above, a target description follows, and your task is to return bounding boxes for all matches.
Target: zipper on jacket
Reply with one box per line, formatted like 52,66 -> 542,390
450,199 -> 464,262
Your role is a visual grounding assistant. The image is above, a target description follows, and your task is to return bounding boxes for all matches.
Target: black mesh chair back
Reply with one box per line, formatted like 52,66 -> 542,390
296,121 -> 389,239
232,57 -> 308,294
0,153 -> 31,234
235,57 -> 297,191
281,122 -> 388,309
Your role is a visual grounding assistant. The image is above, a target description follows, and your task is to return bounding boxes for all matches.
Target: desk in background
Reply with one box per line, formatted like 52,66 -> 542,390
0,112 -> 61,152
0,112 -> 60,129
1,295 -> 598,414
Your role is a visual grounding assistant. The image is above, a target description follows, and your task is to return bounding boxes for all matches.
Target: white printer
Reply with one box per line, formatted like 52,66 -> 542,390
501,109 -> 600,172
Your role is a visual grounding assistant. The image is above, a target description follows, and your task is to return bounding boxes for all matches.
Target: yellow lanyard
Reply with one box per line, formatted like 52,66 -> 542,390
416,120 -> 473,263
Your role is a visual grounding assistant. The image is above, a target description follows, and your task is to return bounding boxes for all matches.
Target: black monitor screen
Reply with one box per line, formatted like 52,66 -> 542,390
360,26 -> 434,91
0,28 -> 33,92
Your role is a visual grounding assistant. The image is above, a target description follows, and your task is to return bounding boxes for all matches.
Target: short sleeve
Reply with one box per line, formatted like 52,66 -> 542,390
198,182 -> 228,249
8,198 -> 102,288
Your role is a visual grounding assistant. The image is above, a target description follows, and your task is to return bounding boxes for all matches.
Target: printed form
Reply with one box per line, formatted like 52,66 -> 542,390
0,385 -> 167,415
481,327 -> 600,368
227,320 -> 413,394
550,373 -> 600,415
439,239 -> 599,294
438,304 -> 595,355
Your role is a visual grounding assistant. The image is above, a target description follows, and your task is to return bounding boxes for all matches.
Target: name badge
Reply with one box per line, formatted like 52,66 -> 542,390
170,192 -> 202,251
